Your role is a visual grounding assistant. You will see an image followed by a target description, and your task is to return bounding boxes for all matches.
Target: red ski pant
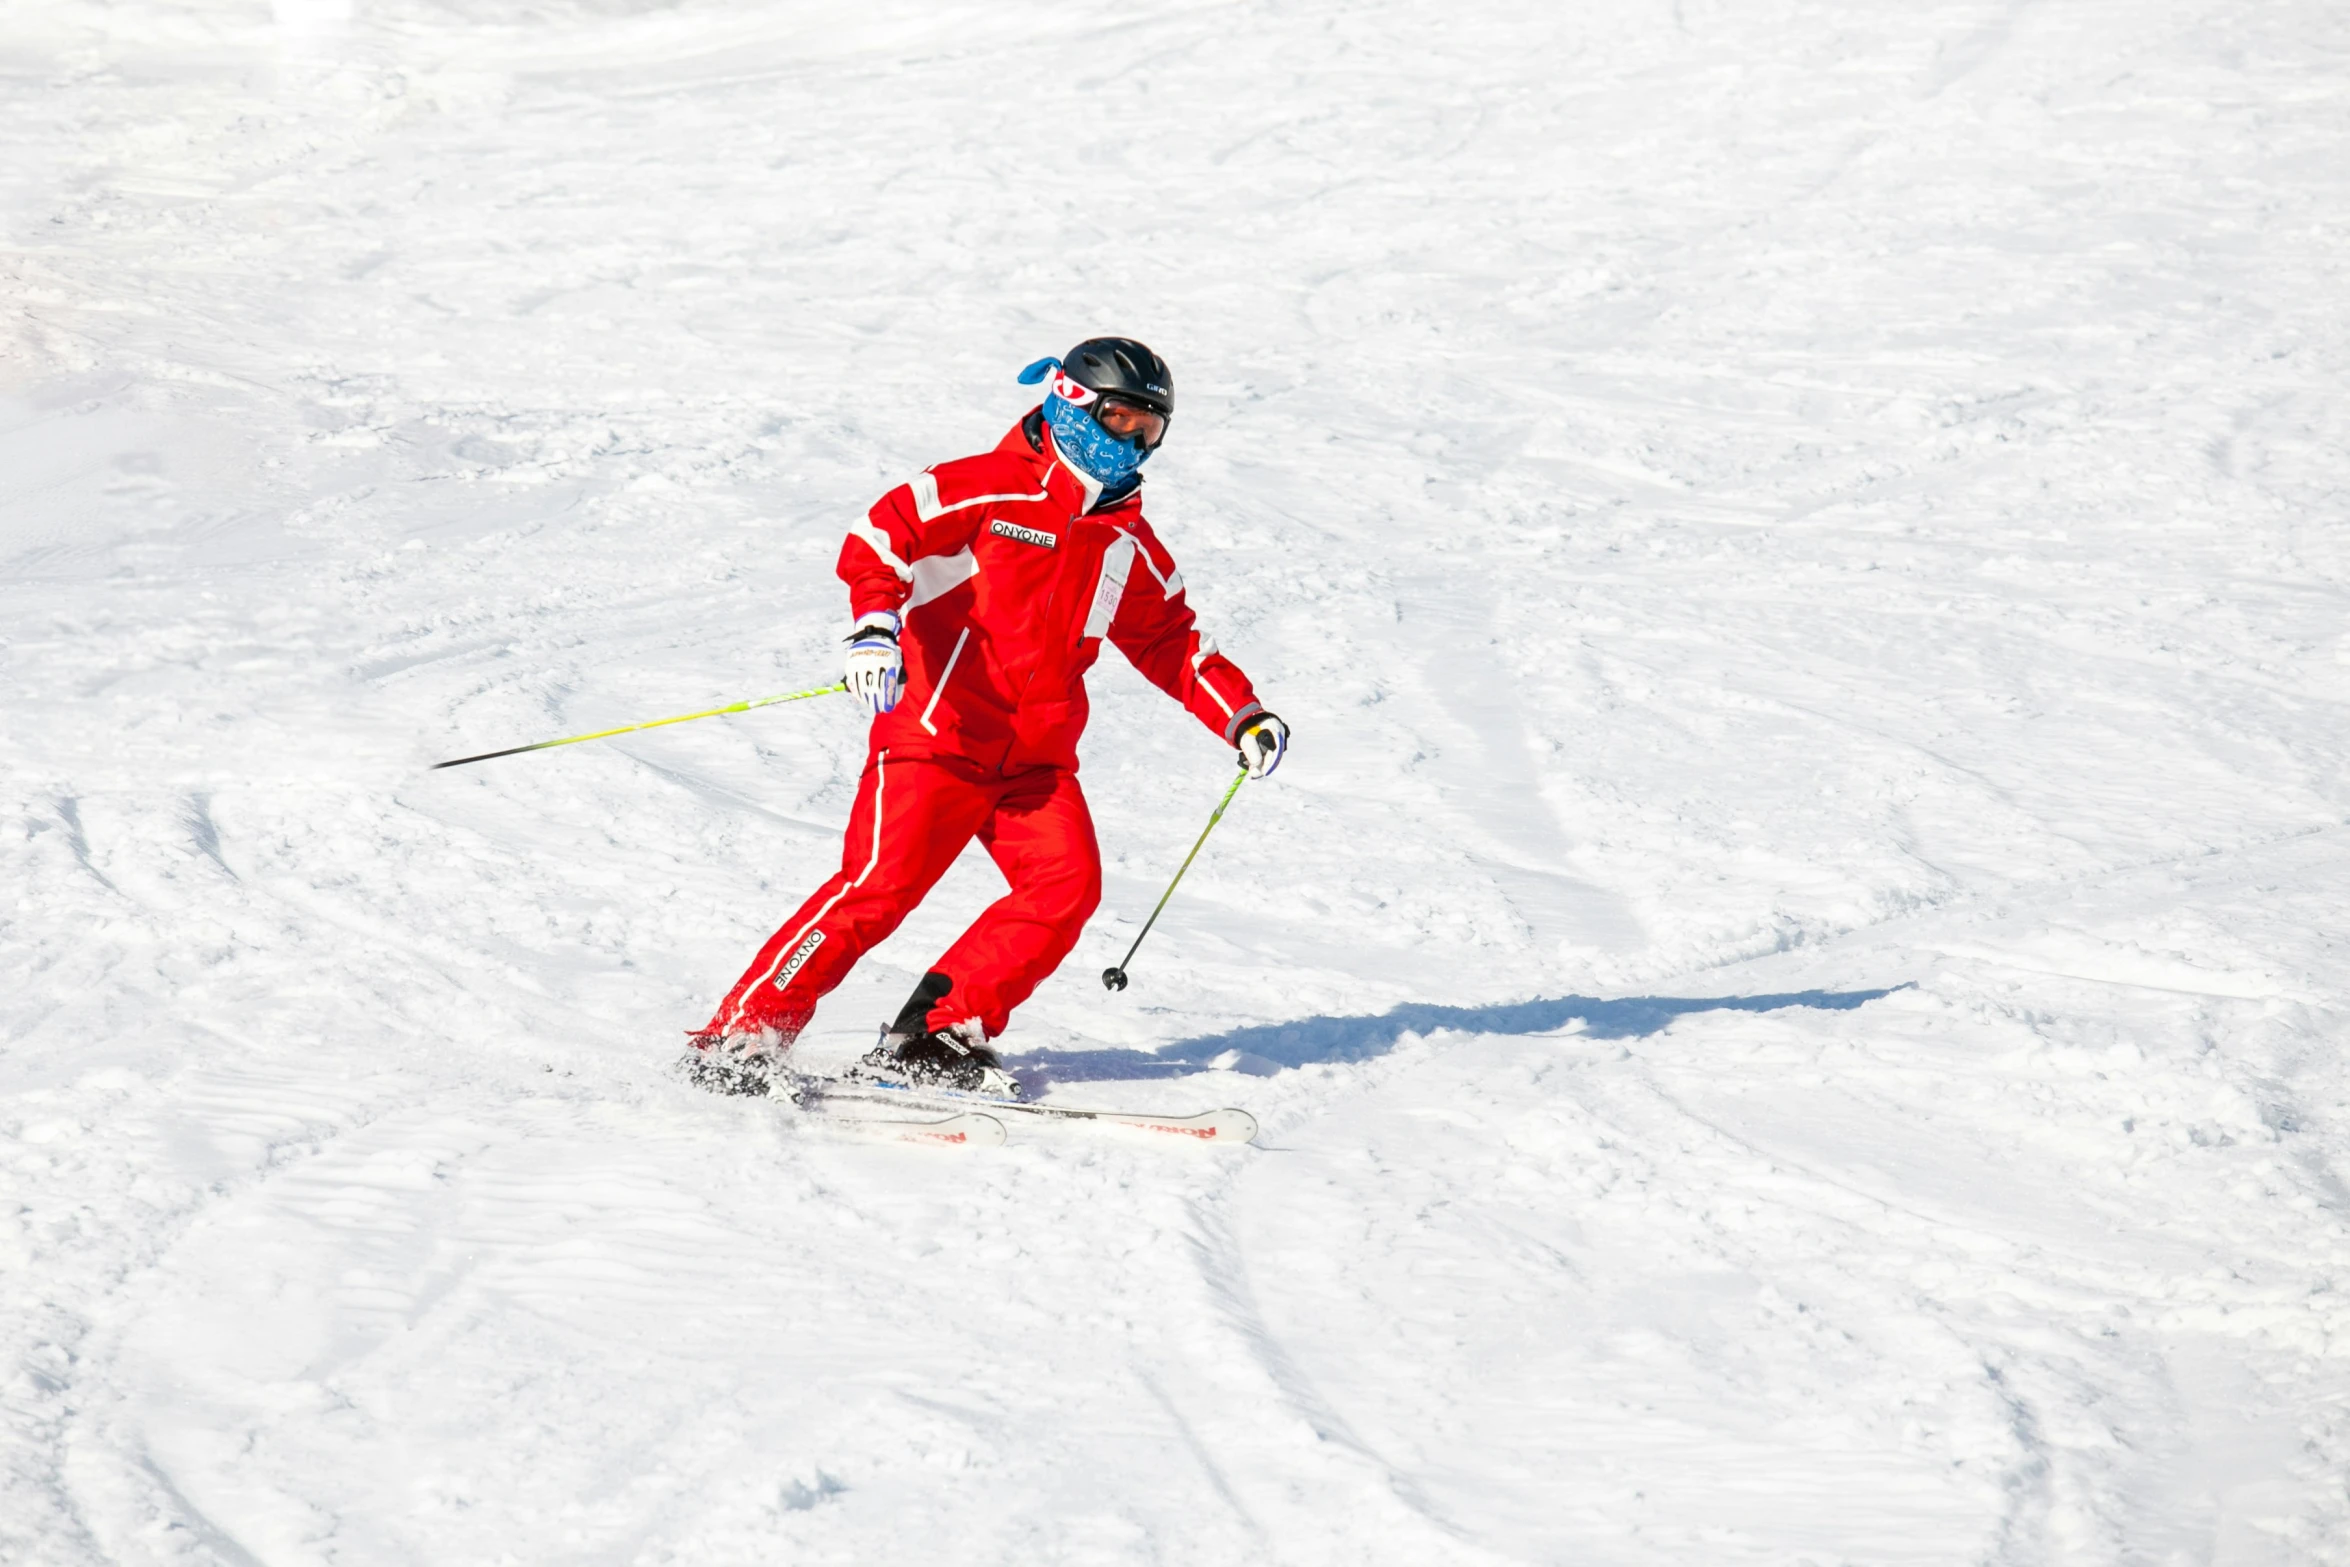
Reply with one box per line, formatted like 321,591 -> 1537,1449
704,749 -> 1101,1043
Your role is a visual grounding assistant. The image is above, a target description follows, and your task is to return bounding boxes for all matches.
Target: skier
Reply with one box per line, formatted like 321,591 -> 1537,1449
687,338 -> 1288,1097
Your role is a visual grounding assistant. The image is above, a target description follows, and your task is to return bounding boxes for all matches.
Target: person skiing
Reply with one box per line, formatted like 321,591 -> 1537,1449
687,338 -> 1288,1097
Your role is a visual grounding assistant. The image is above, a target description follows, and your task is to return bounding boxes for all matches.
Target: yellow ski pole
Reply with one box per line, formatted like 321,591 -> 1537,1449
432,681 -> 848,769
1103,764 -> 1249,990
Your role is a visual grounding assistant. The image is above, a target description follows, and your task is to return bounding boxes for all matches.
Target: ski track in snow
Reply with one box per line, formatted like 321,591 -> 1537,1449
5,0 -> 2350,1561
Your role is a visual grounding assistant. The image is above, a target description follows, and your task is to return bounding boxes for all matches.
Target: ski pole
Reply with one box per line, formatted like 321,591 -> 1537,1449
431,681 -> 848,769
1103,764 -> 1248,991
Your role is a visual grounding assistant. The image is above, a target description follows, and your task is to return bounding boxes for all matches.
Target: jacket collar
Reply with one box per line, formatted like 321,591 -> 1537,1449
1001,410 -> 1140,519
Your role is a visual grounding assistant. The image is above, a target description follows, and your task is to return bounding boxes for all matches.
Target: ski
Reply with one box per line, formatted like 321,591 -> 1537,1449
814,1105 -> 1007,1148
795,1076 -> 1258,1144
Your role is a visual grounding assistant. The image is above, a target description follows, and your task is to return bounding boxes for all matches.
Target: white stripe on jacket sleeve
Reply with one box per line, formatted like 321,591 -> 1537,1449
908,549 -> 977,609
910,470 -> 1048,521
846,518 -> 912,581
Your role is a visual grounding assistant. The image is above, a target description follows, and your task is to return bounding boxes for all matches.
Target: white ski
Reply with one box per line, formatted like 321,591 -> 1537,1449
815,1105 -> 1007,1148
796,1077 -> 1257,1145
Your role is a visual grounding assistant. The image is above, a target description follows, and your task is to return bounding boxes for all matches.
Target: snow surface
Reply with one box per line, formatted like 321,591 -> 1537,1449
6,0 -> 2350,1561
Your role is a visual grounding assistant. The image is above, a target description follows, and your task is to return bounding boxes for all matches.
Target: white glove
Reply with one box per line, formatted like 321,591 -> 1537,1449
844,611 -> 903,715
1236,710 -> 1288,779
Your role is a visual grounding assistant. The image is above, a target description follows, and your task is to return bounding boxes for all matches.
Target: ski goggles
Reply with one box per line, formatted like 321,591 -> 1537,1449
1047,369 -> 1169,451
1092,394 -> 1168,451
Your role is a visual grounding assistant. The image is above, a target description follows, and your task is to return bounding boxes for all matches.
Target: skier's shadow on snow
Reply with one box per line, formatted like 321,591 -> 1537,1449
1008,985 -> 1910,1088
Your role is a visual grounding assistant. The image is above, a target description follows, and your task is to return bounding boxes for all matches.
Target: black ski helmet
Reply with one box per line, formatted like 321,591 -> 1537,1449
1059,337 -> 1174,421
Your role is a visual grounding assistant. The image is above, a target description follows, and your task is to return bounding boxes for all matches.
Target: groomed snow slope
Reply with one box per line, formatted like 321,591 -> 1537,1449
6,1 -> 2350,1561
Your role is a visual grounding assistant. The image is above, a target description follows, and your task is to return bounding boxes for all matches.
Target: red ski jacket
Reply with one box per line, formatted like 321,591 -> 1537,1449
838,411 -> 1263,774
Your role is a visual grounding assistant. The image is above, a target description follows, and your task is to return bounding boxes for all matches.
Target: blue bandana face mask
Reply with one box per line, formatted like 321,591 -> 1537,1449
1018,356 -> 1153,489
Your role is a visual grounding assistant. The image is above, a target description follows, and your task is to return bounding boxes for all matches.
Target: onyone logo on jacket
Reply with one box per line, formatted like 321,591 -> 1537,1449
990,519 -> 1058,550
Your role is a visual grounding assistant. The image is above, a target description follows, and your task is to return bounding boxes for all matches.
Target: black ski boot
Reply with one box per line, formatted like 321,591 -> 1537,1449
857,971 -> 1021,1098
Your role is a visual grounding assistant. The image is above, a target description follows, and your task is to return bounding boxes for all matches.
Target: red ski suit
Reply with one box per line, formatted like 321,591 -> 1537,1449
705,412 -> 1263,1042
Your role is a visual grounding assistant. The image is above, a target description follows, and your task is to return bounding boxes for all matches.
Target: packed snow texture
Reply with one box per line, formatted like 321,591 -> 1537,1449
5,0 -> 2349,1562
